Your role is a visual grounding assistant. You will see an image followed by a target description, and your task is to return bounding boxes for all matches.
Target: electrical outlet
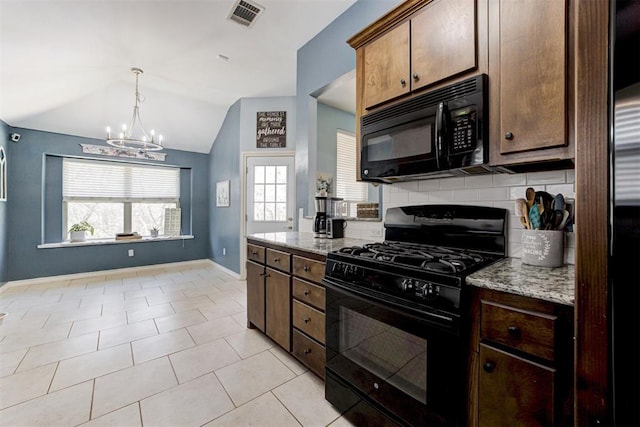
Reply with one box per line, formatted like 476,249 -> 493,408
370,228 -> 383,237
128,249 -> 134,257
222,248 -> 226,256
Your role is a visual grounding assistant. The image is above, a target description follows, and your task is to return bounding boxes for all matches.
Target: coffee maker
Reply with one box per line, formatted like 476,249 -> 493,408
313,196 -> 327,238
326,197 -> 346,239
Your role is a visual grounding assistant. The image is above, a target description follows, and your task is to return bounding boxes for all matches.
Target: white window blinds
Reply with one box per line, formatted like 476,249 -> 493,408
336,130 -> 367,202
63,158 -> 180,201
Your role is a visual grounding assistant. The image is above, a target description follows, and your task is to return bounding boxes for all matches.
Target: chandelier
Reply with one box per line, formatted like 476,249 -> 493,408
106,67 -> 163,151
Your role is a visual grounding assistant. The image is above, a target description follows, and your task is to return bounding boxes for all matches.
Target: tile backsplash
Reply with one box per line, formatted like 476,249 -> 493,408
300,169 -> 576,264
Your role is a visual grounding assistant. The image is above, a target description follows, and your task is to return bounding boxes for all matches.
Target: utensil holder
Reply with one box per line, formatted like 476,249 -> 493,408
521,230 -> 565,267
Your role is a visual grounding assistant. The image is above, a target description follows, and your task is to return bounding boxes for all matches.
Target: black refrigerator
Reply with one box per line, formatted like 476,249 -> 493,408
610,1 -> 640,425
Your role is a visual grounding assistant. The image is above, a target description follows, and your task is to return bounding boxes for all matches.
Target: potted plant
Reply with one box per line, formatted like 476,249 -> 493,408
150,226 -> 160,238
68,220 -> 94,242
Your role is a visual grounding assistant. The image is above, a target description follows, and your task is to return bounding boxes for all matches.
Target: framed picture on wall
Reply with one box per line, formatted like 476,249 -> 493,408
216,180 -> 230,207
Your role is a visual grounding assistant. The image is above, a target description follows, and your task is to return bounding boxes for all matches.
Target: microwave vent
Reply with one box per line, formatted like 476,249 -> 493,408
362,76 -> 481,128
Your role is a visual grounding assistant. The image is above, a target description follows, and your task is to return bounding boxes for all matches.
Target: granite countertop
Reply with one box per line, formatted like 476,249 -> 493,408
247,232 -> 375,256
467,258 -> 575,306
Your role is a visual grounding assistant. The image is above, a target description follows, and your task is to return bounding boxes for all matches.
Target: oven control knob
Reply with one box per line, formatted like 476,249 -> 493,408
401,279 -> 414,292
421,283 -> 439,300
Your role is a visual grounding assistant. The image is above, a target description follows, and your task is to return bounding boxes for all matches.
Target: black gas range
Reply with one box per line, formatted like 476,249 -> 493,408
323,204 -> 508,426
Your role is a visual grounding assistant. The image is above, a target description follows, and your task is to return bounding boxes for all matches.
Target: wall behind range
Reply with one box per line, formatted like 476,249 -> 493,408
301,169 -> 576,263
0,120 -> 9,285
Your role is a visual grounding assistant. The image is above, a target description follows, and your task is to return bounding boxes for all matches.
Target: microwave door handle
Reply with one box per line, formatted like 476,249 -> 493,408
435,102 -> 444,169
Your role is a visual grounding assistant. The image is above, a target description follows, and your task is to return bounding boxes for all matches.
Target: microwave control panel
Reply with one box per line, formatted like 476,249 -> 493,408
450,108 -> 477,153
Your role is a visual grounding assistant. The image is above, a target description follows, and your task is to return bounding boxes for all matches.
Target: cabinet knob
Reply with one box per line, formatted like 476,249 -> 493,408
303,348 -> 311,355
412,73 -> 419,81
505,131 -> 514,140
483,361 -> 496,373
303,290 -> 311,296
507,326 -> 521,337
400,79 -> 406,87
252,251 -> 258,256
273,258 -> 279,263
303,265 -> 310,272
304,317 -> 311,323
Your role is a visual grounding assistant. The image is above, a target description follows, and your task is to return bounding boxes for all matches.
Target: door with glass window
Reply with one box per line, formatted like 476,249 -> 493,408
246,156 -> 295,234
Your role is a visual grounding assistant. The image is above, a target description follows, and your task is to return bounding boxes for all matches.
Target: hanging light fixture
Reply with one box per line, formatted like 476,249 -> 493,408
106,67 -> 163,151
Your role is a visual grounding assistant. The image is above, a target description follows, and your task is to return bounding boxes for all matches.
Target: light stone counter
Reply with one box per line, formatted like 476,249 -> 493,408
467,258 -> 574,306
247,232 -> 375,256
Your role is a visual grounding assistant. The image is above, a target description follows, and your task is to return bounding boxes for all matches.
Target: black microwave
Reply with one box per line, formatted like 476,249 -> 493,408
360,74 -> 490,183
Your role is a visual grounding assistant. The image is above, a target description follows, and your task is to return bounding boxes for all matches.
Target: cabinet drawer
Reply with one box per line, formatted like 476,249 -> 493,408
293,300 -> 325,344
292,278 -> 325,311
292,329 -> 325,379
292,256 -> 325,283
247,244 -> 266,264
480,300 -> 557,361
266,248 -> 291,272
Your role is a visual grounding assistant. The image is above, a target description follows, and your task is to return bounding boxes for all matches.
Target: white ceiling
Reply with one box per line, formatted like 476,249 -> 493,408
0,0 -> 357,153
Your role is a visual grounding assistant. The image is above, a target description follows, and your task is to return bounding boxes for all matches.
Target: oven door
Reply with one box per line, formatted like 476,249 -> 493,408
324,278 -> 465,427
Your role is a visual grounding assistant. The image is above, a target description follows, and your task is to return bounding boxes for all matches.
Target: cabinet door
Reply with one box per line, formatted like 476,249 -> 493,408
363,21 -> 411,109
496,0 -> 567,154
246,260 -> 265,332
411,0 -> 477,91
266,267 -> 291,351
479,344 -> 555,427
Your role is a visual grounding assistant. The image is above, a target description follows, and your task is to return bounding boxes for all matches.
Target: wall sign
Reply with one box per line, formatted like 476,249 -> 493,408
256,111 -> 286,148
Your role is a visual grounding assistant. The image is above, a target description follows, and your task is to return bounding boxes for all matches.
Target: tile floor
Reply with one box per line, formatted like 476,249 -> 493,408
0,261 -> 354,426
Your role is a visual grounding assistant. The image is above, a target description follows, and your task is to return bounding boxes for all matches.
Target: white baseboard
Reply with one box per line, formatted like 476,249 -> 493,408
0,259 -> 220,293
208,260 -> 241,280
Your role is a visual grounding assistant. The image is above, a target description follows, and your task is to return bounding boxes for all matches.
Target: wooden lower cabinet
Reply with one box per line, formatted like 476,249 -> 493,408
292,329 -> 326,378
246,260 -> 265,332
478,343 -> 555,426
265,267 -> 291,351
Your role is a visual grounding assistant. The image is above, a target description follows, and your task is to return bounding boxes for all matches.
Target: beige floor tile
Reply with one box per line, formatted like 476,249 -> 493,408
146,290 -> 187,306
126,303 -> 174,324
141,373 -> 234,426
0,380 -> 93,426
79,293 -> 123,307
98,319 -> 157,350
18,332 -> 98,372
70,311 -> 128,337
46,303 -> 104,325
80,402 -> 141,427
0,321 -> 72,353
101,297 -> 149,315
170,295 -> 216,313
269,346 -> 309,376
199,300 -> 245,321
215,350 -> 296,406
132,328 -> 195,364
273,372 -> 342,427
92,356 -> 177,418
204,392 -> 301,427
187,316 -> 245,345
169,338 -> 241,384
21,300 -> 80,318
0,348 -> 27,377
231,311 -> 248,327
51,343 -> 132,391
0,313 -> 49,336
224,328 -> 275,359
154,309 -> 207,334
0,362 -> 57,410
327,416 -> 357,427
124,287 -> 164,301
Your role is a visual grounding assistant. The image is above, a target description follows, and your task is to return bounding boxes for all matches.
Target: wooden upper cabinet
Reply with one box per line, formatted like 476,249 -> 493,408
354,0 -> 480,111
411,0 -> 477,91
492,0 -> 568,156
363,21 -> 411,109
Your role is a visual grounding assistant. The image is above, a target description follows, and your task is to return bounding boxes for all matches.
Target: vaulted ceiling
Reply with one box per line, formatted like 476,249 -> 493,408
0,0 -> 357,153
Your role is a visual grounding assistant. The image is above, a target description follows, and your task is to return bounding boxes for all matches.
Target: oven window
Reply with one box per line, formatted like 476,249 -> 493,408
365,123 -> 432,162
339,306 -> 427,404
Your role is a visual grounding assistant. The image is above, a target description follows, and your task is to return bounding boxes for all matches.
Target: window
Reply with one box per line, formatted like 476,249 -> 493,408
63,158 -> 179,238
253,165 -> 288,221
336,130 -> 367,203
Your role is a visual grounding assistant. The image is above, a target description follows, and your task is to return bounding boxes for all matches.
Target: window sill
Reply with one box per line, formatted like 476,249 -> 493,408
37,235 -> 194,249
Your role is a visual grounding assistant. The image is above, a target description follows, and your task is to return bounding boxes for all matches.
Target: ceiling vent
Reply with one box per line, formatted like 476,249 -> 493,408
228,0 -> 265,28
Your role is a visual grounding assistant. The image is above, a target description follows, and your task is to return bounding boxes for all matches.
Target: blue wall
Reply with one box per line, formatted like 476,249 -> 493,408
6,127 -> 210,281
316,102 -> 355,180
295,0 -> 397,214
0,121 -> 8,285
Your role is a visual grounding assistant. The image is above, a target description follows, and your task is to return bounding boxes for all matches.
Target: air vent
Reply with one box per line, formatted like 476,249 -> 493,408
228,0 -> 265,28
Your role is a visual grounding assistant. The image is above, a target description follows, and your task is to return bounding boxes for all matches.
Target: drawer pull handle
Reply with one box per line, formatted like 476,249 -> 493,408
303,348 -> 312,355
252,251 -> 258,256
483,361 -> 496,373
304,317 -> 311,323
303,290 -> 311,296
303,265 -> 310,272
273,258 -> 279,263
505,131 -> 514,140
507,326 -> 521,337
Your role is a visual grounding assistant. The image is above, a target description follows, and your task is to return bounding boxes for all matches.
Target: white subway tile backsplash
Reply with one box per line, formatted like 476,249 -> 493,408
428,190 -> 454,202
478,187 -> 509,201
453,189 -> 479,201
545,184 -> 575,199
509,186 -> 531,200
388,192 -> 410,205
493,173 -> 527,187
396,181 -> 420,192
465,175 -> 494,188
418,179 -> 440,192
566,169 -> 575,183
439,177 -> 465,189
526,170 -> 567,185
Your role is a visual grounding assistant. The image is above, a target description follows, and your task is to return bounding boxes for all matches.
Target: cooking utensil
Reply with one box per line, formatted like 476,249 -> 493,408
535,191 -> 554,212
558,210 -> 570,230
515,198 -> 530,229
525,187 -> 536,210
529,204 -> 541,230
552,193 -> 565,212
